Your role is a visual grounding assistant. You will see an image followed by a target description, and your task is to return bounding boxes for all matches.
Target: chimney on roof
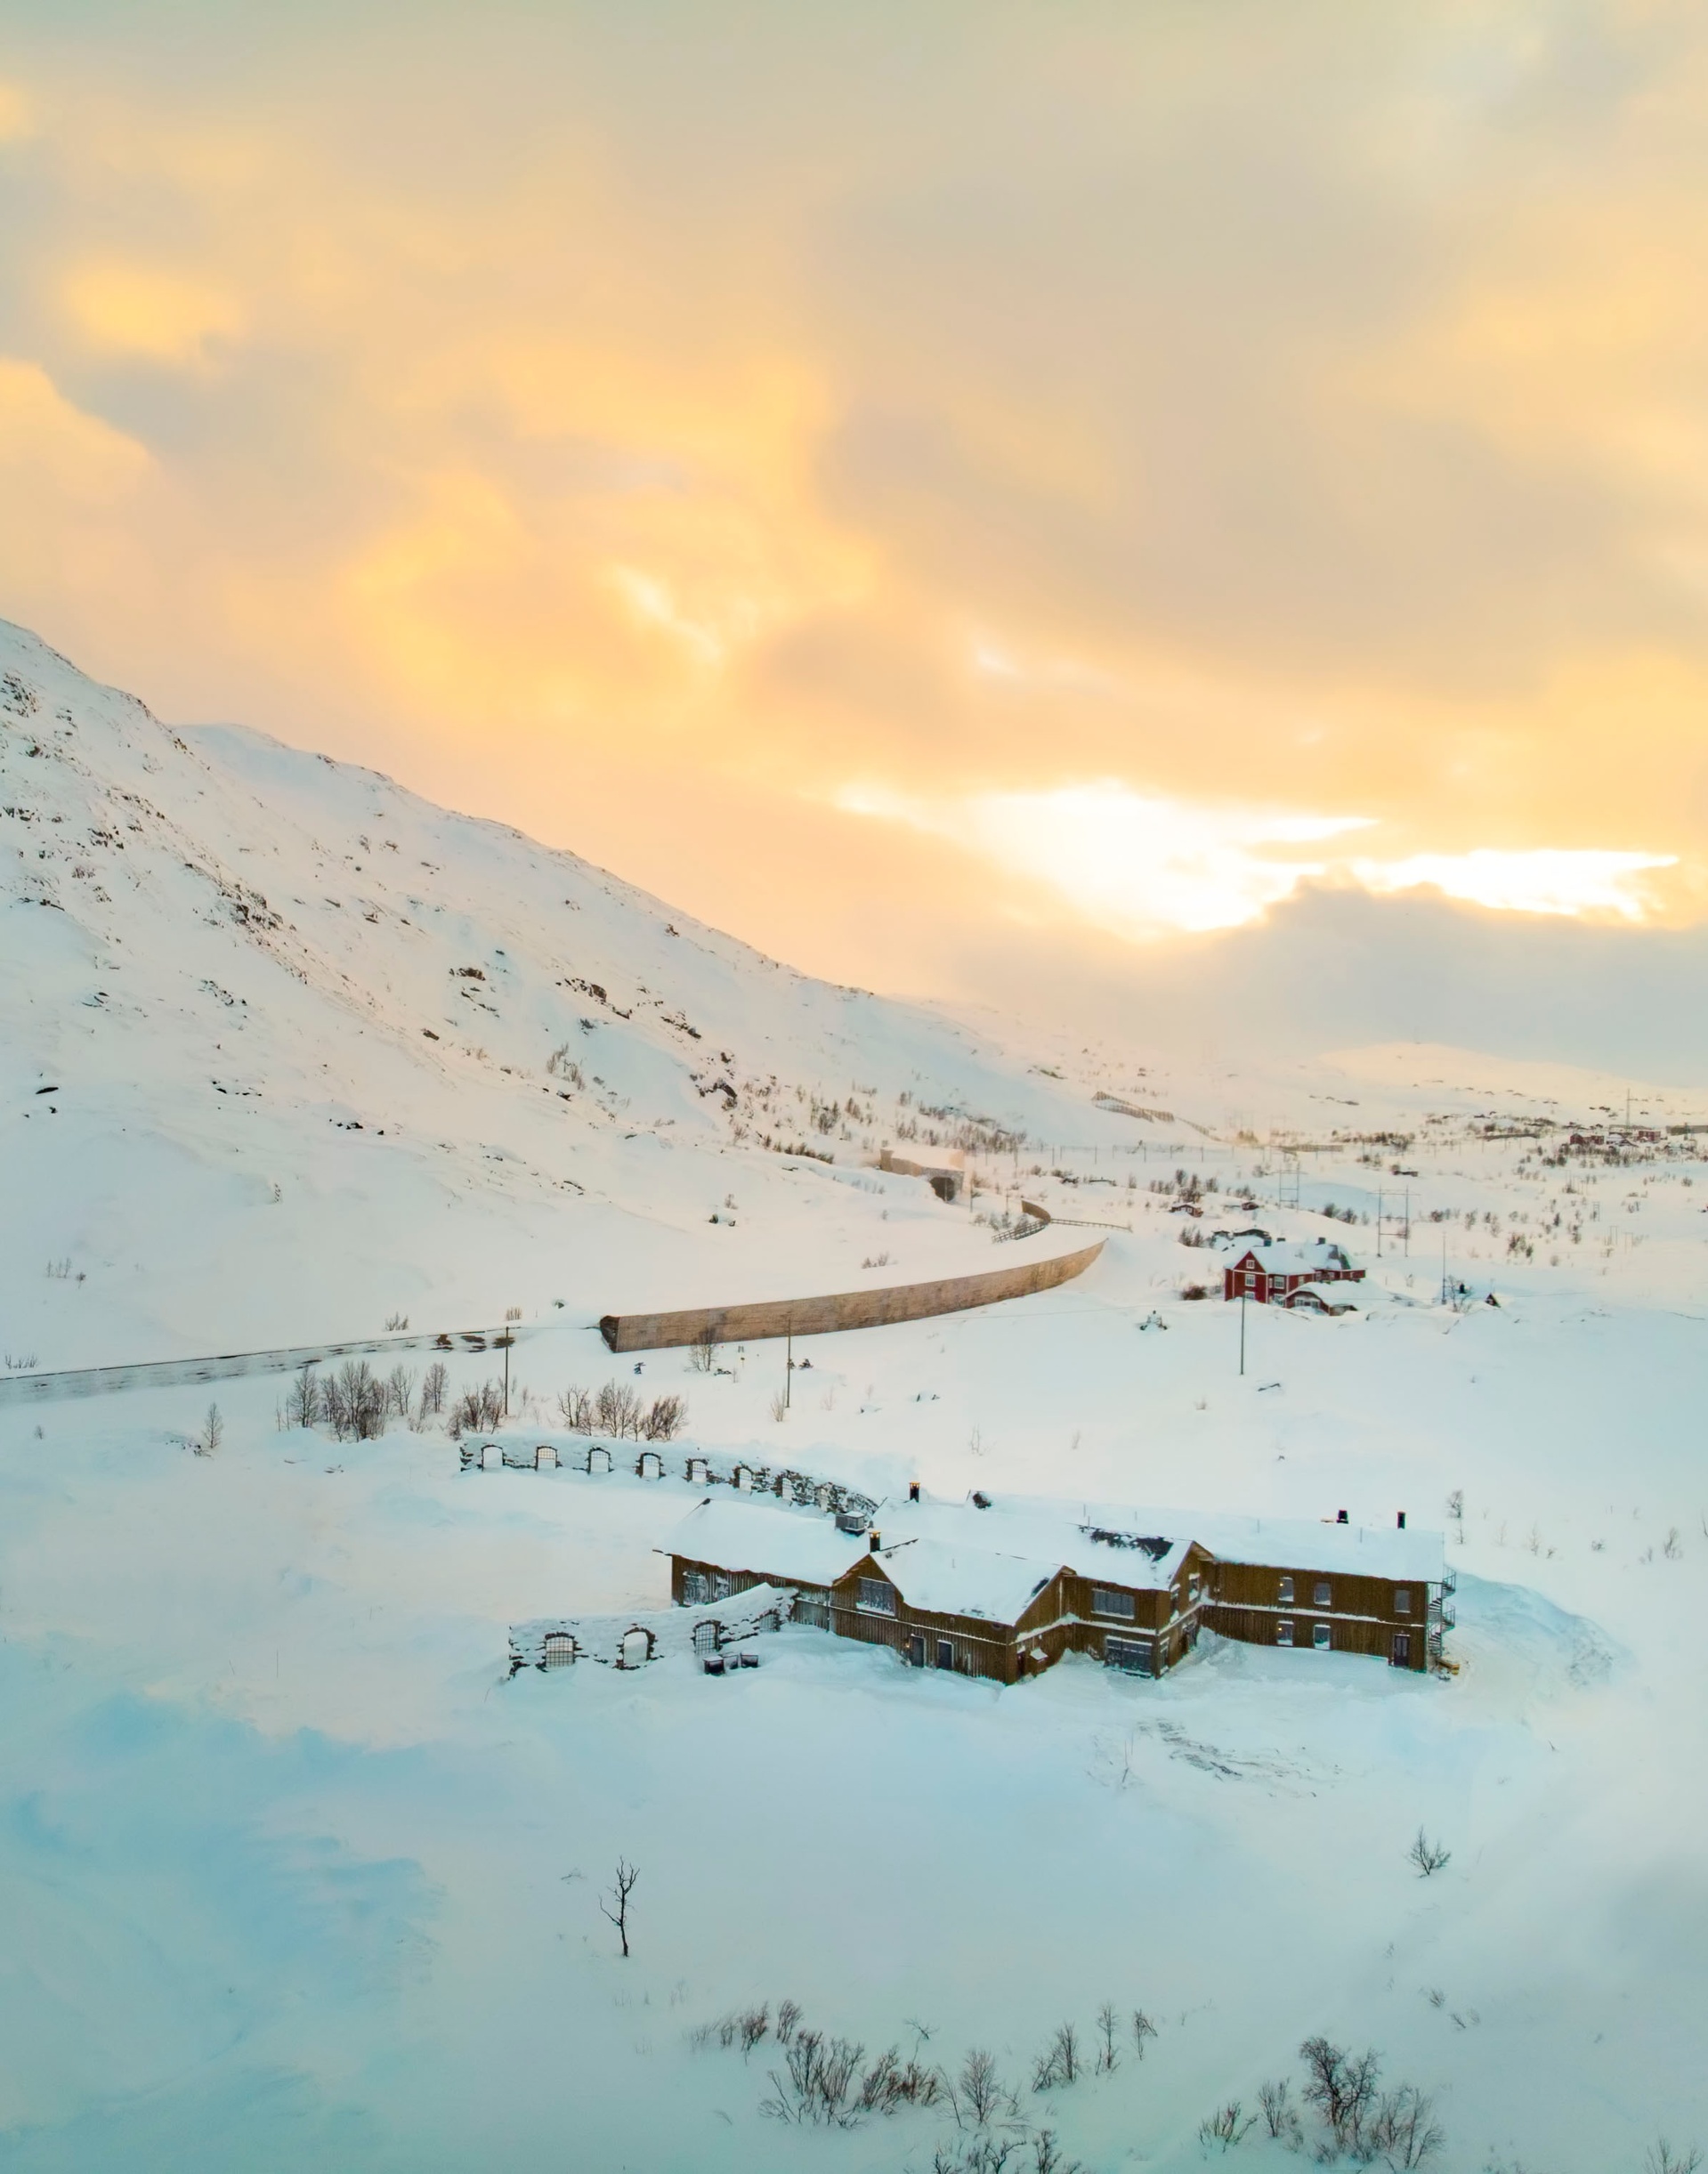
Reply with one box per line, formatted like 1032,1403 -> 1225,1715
1336,1509 -> 1348,1524
908,1480 -> 920,1503
869,1530 -> 880,1552
1397,1511 -> 1407,1529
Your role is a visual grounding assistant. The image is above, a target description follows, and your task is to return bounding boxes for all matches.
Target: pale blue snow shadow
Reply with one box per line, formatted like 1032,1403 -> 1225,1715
0,1651 -> 447,2170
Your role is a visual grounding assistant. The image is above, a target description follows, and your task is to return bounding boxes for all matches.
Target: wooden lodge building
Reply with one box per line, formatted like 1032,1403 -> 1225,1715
668,1493 -> 1451,1685
1223,1237 -> 1366,1307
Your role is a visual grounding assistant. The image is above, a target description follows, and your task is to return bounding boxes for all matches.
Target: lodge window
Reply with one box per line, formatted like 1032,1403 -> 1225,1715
1090,1587 -> 1137,1619
682,1571 -> 709,1605
1277,1576 -> 1294,1604
1275,1618 -> 1294,1646
1313,1623 -> 1332,1651
1394,1588 -> 1413,1616
1313,1581 -> 1332,1608
712,1573 -> 733,1601
856,1577 -> 897,1616
1187,1572 -> 1202,1603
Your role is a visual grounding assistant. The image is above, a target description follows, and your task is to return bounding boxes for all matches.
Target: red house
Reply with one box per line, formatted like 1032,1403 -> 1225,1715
1224,1238 -> 1364,1304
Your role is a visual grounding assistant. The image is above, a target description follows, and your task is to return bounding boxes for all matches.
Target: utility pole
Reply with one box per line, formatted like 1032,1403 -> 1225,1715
1377,1186 -> 1383,1258
499,1305 -> 522,1415
784,1318 -> 793,1411
1239,1287 -> 1247,1376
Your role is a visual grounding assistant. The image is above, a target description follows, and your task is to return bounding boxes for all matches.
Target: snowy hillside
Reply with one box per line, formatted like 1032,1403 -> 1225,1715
3,621 -> 1706,2174
0,618 -> 1116,1369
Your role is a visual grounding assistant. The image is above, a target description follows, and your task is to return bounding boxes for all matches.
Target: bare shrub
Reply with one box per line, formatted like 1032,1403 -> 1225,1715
1031,2023 -> 1080,2092
642,1393 -> 686,1440
384,1311 -> 409,1331
287,1364 -> 321,1429
196,1402 -> 223,1456
449,1379 -> 504,1439
1199,2100 -> 1256,2151
557,1387 -> 595,1432
775,1999 -> 802,2045
1647,2146 -> 1704,2174
595,1380 -> 643,1437
1407,1828 -> 1452,1877
760,2029 -> 866,2126
1131,2010 -> 1158,2059
688,1325 -> 721,1373
855,2047 -> 944,2114
416,1361 -> 447,1427
957,2048 -> 1008,2128
599,1858 -> 638,1959
1259,2077 -> 1301,2144
769,1390 -> 789,1423
1370,2084 -> 1445,2169
1299,2039 -> 1382,2158
1095,2002 -> 1119,2073
385,1364 -> 416,1418
324,1360 -> 387,1440
1180,1282 -> 1209,1301
1030,2136 -> 1084,2174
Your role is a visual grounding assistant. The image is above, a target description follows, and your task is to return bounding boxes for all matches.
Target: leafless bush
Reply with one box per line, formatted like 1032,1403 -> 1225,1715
642,1393 -> 686,1440
759,2029 -> 866,2126
775,1998 -> 802,2044
688,1326 -> 721,1373
1407,1828 -> 1452,1877
287,1363 -> 321,1430
1259,2077 -> 1301,2143
1031,2023 -> 1081,2091
1646,2146 -> 1704,2174
855,2047 -> 944,2114
557,1387 -> 595,1432
599,1858 -> 638,1959
1095,2002 -> 1119,2073
1370,2084 -> 1445,2169
1180,1282 -> 1210,1301
384,1311 -> 409,1331
1199,2100 -> 1256,2151
934,2142 -> 1024,2174
1029,2136 -> 1084,2174
196,1402 -> 223,1456
1300,2039 -> 1382,2158
1131,2010 -> 1158,2059
385,1364 -> 416,1418
595,1380 -> 644,1437
449,1379 -> 504,1439
324,1359 -> 388,1440
956,2048 -> 1009,2129
769,1390 -> 789,1423
416,1361 -> 447,1427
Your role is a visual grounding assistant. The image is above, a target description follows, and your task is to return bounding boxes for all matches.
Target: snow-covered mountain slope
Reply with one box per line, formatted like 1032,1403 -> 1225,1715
1,619 -> 1114,1367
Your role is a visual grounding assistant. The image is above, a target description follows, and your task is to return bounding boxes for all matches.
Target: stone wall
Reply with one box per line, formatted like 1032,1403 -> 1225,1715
598,1237 -> 1105,1353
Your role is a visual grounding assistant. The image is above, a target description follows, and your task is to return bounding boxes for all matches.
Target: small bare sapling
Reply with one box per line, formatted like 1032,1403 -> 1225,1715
197,1403 -> 223,1456
1407,1827 -> 1452,1877
599,1857 -> 638,1959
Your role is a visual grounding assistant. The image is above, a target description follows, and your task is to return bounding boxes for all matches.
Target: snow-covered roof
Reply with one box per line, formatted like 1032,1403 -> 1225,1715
872,1537 -> 1061,1622
1233,1238 -> 1356,1274
1284,1280 -> 1358,1308
875,1497 -> 1191,1591
877,1491 -> 1442,1585
667,1498 -> 867,1587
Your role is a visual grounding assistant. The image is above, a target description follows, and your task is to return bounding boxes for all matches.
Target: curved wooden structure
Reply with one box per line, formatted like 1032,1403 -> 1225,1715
598,1238 -> 1105,1353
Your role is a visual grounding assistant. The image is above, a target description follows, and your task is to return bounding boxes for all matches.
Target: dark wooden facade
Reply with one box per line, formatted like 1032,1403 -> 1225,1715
671,1531 -> 1447,1683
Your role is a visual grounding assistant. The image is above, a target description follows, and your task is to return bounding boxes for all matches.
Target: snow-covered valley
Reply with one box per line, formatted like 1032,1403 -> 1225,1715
3,621 -> 1705,2173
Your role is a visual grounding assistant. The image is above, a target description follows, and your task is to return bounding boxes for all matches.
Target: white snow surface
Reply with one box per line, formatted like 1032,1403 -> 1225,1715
2,620 -> 1706,2172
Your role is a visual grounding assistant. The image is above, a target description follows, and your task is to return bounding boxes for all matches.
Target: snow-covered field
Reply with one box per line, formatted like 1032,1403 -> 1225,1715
3,621 -> 1705,2171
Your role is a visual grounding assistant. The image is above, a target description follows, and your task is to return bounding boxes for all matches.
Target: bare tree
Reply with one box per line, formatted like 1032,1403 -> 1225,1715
595,1380 -> 643,1437
385,1364 -> 416,1419
1031,2023 -> 1080,2091
956,2048 -> 1007,2129
689,1325 -> 721,1374
600,1857 -> 638,1959
287,1363 -> 321,1430
1259,2077 -> 1301,2144
197,1402 -> 223,1456
1647,2146 -> 1704,2174
1407,1828 -> 1452,1877
557,1387 -> 594,1433
1299,2039 -> 1381,2158
326,1359 -> 386,1440
1094,2003 -> 1120,2073
416,1361 -> 448,1427
1199,2101 -> 1257,2151
1131,2010 -> 1158,2060
1031,2134 -> 1084,2174
642,1393 -> 687,1440
1370,2084 -> 1445,2169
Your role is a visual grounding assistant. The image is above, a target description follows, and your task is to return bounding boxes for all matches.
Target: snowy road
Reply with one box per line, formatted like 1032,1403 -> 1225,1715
0,1325 -> 556,1407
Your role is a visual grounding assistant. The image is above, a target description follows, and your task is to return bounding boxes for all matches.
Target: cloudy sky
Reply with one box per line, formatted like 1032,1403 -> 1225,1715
5,2 -> 1708,1067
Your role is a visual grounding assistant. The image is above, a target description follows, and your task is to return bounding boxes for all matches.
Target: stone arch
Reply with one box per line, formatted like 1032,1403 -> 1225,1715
636,1449 -> 663,1480
686,1456 -> 709,1484
619,1626 -> 654,1667
733,1464 -> 754,1493
776,1475 -> 795,1505
535,1443 -> 559,1470
480,1441 -> 503,1471
587,1445 -> 611,1475
541,1633 -> 576,1668
692,1619 -> 721,1657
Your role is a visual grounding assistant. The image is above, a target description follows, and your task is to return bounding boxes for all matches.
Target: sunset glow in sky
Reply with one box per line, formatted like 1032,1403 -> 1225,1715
4,3 -> 1707,1008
